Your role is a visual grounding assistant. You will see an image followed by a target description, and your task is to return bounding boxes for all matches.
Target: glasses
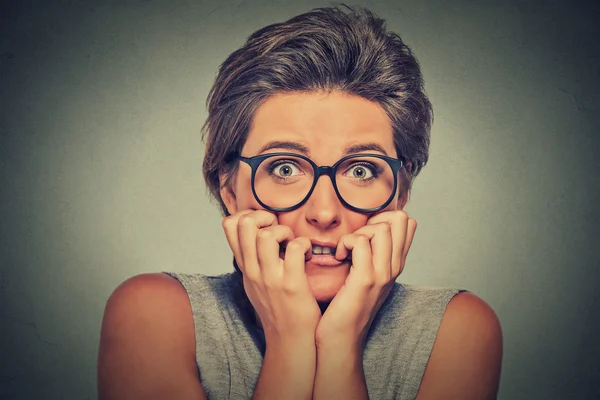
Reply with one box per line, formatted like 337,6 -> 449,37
235,152 -> 405,213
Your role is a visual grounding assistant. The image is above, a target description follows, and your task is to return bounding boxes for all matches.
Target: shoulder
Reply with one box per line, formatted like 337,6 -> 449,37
416,291 -> 503,400
99,273 -> 195,351
102,273 -> 193,331
98,273 -> 205,399
384,283 -> 461,319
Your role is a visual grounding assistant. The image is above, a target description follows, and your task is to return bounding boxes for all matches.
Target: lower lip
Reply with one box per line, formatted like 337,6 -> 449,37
307,254 -> 345,267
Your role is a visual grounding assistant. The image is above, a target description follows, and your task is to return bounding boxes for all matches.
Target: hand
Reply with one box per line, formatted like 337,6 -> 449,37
315,210 -> 417,348
222,209 -> 322,344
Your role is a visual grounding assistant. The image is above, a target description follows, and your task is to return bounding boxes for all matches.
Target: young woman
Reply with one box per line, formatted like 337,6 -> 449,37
98,6 -> 503,400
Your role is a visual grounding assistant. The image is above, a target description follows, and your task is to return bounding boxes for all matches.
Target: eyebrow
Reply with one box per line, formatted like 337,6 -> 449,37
257,140 -> 389,157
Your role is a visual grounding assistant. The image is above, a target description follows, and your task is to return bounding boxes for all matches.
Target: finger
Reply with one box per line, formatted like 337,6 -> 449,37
348,224 -> 393,281
237,210 -> 279,279
222,209 -> 254,273
334,229 -> 373,262
368,211 -> 409,276
399,218 -> 417,274
283,237 -> 313,283
336,234 -> 374,284
256,225 -> 295,279
393,212 -> 410,276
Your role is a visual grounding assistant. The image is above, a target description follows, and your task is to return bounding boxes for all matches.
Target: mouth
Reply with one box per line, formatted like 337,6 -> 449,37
279,241 -> 349,267
309,243 -> 342,266
309,254 -> 346,266
311,244 -> 336,255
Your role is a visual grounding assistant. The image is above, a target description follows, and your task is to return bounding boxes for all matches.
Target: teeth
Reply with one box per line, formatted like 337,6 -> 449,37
312,245 -> 334,255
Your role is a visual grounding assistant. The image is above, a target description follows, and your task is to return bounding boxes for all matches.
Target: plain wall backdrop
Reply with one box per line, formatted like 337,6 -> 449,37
1,0 -> 599,399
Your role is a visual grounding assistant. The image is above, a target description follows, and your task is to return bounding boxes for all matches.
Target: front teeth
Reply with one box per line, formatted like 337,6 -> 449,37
312,245 -> 334,255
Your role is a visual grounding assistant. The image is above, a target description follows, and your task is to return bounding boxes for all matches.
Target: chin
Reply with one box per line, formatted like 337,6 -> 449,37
305,264 -> 350,303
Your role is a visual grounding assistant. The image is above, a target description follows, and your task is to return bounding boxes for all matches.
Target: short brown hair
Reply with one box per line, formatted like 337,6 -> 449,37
202,5 -> 433,216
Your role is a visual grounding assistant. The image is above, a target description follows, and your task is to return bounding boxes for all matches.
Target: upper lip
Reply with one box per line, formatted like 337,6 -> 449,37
310,240 -> 337,249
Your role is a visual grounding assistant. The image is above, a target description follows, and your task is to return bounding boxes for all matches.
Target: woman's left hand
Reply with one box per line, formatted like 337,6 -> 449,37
315,210 -> 417,348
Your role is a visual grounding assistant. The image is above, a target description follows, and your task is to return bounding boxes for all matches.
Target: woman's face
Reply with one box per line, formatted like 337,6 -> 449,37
221,90 -> 406,303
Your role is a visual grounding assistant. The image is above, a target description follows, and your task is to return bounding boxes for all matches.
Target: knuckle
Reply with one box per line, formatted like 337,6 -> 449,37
397,210 -> 409,221
275,225 -> 291,241
263,277 -> 281,291
286,240 -> 303,253
222,216 -> 235,230
282,225 -> 294,237
237,214 -> 251,227
287,237 -> 310,252
281,279 -> 298,294
256,229 -> 274,242
238,214 -> 256,228
379,222 -> 392,234
356,235 -> 370,246
301,237 -> 312,248
256,209 -> 278,225
361,275 -> 376,289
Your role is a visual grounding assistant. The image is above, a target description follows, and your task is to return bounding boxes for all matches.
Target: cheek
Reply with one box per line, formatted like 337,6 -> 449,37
346,213 -> 370,232
275,212 -> 303,232
235,180 -> 262,210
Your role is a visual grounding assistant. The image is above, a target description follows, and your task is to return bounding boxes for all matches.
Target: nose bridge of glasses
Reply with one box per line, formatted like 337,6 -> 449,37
315,165 -> 336,182
306,165 -> 341,209
309,165 -> 342,204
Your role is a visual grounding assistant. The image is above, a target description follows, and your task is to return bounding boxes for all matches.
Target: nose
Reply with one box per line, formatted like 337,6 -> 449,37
303,174 -> 341,229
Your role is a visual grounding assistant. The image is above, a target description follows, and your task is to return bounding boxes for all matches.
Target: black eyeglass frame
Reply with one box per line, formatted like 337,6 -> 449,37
235,152 -> 405,213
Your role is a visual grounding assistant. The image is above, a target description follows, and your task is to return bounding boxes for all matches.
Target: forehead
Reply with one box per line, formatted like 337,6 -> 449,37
243,91 -> 395,160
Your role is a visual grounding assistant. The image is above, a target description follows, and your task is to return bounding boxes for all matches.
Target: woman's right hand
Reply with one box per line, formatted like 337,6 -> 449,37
222,209 -> 321,345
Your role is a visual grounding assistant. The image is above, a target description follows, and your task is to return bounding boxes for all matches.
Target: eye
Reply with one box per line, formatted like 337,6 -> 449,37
269,160 -> 303,178
346,163 -> 377,180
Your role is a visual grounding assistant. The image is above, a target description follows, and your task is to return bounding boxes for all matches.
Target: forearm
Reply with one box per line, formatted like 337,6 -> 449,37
313,342 -> 369,400
252,336 -> 317,400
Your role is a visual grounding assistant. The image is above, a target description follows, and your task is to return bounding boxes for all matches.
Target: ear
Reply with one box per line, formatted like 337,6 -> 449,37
219,174 -> 238,215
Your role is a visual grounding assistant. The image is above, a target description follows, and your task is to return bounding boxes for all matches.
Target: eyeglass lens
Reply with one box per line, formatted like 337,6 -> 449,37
253,154 -> 395,210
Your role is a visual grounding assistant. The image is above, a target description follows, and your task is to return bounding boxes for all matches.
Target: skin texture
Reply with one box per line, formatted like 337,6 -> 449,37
97,273 -> 207,400
220,90 -> 503,399
220,90 -> 409,304
98,90 -> 503,399
219,90 -> 419,399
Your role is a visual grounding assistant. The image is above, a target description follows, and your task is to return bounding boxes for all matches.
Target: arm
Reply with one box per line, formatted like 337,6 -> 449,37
312,340 -> 369,400
252,334 -> 317,400
416,292 -> 504,400
313,292 -> 502,400
97,273 -> 207,400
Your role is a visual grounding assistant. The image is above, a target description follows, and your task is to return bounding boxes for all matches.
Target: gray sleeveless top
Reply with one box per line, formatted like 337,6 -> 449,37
164,271 -> 463,400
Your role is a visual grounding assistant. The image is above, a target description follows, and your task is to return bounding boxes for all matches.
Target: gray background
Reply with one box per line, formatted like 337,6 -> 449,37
1,0 -> 598,399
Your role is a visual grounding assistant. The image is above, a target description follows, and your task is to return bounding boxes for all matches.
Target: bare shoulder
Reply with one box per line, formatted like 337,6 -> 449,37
416,291 -> 503,400
98,273 -> 206,400
103,273 -> 191,319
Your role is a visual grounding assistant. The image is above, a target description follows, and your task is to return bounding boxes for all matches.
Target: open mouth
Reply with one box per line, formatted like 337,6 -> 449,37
311,245 -> 335,255
278,243 -> 350,265
278,244 -> 336,255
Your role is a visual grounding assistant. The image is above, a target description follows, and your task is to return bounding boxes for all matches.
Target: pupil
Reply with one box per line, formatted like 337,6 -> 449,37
354,168 -> 365,178
280,166 -> 291,176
